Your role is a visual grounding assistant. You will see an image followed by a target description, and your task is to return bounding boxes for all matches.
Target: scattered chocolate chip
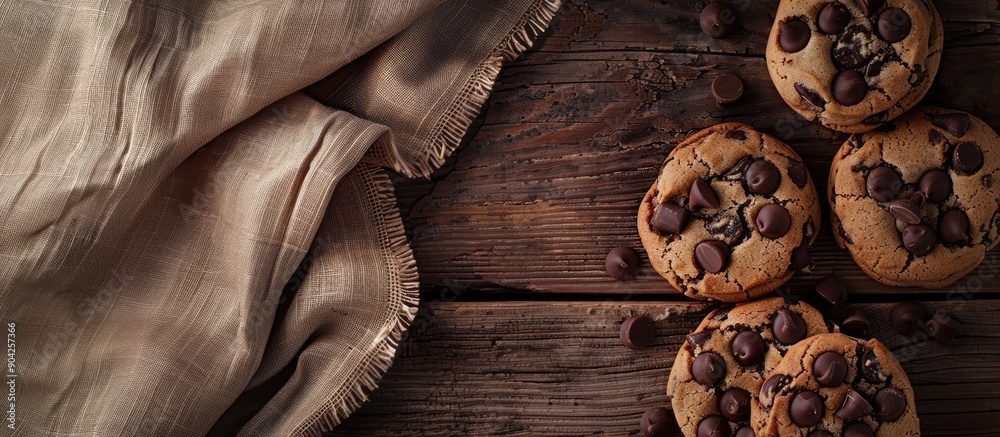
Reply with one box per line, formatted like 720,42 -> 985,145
866,166 -> 902,202
836,389 -> 874,422
953,142 -> 984,174
787,160 -> 809,189
701,3 -> 736,38
779,18 -> 811,53
840,307 -> 871,338
928,311 -> 960,345
877,8 -> 911,42
833,70 -> 868,106
746,160 -> 781,194
791,243 -> 812,270
902,223 -> 937,256
773,309 -> 807,345
731,330 -> 766,366
795,83 -> 826,109
860,348 -> 886,383
854,0 -> 885,17
919,169 -> 952,203
790,391 -> 824,427
698,415 -> 731,437
696,240 -> 731,273
641,406 -> 680,437
606,247 -> 641,281
713,73 -> 744,105
727,129 -> 748,141
690,178 -> 721,210
735,427 -> 755,437
843,422 -> 875,437
693,352 -> 728,386
874,387 -> 907,422
930,113 -> 970,137
892,301 -> 928,336
815,276 -> 848,305
756,204 -> 792,239
818,2 -> 851,35
888,198 -> 923,225
620,315 -> 656,349
813,351 -> 848,387
940,209 -> 971,244
652,203 -> 690,234
719,388 -> 751,421
762,374 -> 789,397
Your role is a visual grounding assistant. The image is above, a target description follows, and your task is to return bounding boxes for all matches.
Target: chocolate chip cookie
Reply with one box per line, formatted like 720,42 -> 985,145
766,0 -> 943,133
667,297 -> 832,436
638,123 -> 822,301
829,107 -> 1000,287
754,333 -> 919,437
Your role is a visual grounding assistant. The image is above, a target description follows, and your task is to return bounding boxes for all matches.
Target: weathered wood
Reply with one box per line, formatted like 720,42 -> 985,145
332,299 -> 1000,436
393,0 -> 1000,294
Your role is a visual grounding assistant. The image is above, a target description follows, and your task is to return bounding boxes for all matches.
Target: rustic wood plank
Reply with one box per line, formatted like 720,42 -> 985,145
332,299 -> 1000,436
394,0 -> 1000,294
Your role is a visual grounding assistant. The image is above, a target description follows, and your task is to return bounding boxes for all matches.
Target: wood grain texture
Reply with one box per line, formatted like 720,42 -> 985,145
393,0 -> 1000,295
333,299 -> 1000,436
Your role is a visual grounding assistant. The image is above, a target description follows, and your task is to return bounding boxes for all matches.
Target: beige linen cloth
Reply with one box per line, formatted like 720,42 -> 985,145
0,0 -> 559,435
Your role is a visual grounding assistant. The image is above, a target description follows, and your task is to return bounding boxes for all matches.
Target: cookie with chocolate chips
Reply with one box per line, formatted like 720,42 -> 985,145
829,107 -> 1000,287
638,123 -> 822,301
766,0 -> 943,133
667,297 -> 833,437
753,333 -> 919,437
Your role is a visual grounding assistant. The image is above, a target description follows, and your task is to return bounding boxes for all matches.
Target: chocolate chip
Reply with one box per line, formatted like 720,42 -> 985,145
854,0 -> 885,17
815,276 -> 848,305
866,166 -> 902,202
836,389 -> 874,422
814,351 -> 848,387
726,155 -> 754,176
902,223 -> 937,256
860,348 -> 886,383
606,247 -> 641,281
727,129 -> 748,141
641,406 -> 680,437
693,352 -> 728,386
762,374 -> 789,397
690,178 -> 721,210
849,135 -> 864,149
787,160 -> 809,189
833,70 -> 868,106
652,203 -> 690,234
840,307 -> 871,338
779,18 -> 811,53
910,191 -> 926,208
620,315 -> 656,349
791,243 -> 812,270
929,129 -> 946,146
930,113 -> 971,137
719,388 -> 751,422
713,73 -> 744,105
746,160 -> 781,194
731,330 -> 766,366
705,213 -> 747,245
843,422 -> 875,437
697,415 -> 731,437
928,311 -> 960,345
701,3 -> 736,38
789,391 -> 824,427
877,7 -> 911,42
818,2 -> 851,34
808,432 -> 834,437
833,28 -> 871,70
865,54 -> 888,77
756,204 -> 792,239
892,301 -> 928,336
940,209 -> 971,244
735,427 -> 755,437
773,308 -> 807,345
953,142 -> 984,174
919,169 -> 952,203
862,111 -> 889,125
688,331 -> 713,350
795,83 -> 826,109
888,198 -> 923,225
874,387 -> 907,422
695,240 -> 731,273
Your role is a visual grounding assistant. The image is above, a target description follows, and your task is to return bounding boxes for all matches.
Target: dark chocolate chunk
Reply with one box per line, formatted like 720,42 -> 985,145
865,54 -> 888,77
843,422 -> 875,437
620,314 -> 656,349
762,374 -> 789,397
731,330 -> 766,366
910,191 -> 926,208
840,307 -> 871,338
815,276 -> 848,305
874,387 -> 907,422
773,308 -> 807,345
791,243 -> 812,270
854,0 -> 885,17
866,166 -> 902,202
918,169 -> 952,203
835,389 -> 874,422
756,204 -> 792,239
713,73 -> 744,105
641,406 -> 680,437
862,111 -> 889,125
953,142 -> 984,174
789,391 -> 824,427
698,415 -> 731,437
877,8 -> 911,42
726,155 -> 754,176
693,352 -> 728,386
930,113 -> 970,137
818,2 -> 851,35
746,160 -> 781,194
688,331 -> 713,349
795,83 -> 826,108
652,203 -> 690,234
726,129 -> 748,141
928,311 -> 960,345
939,209 -> 971,244
691,178 -> 721,210
814,351 -> 848,387
734,427 -> 755,437
860,348 -> 886,383
705,213 -> 747,245
892,301 -> 928,336
779,18 -> 811,53
888,198 -> 923,225
696,240 -> 731,273
701,3 -> 736,38
833,28 -> 871,70
719,388 -> 751,421
787,160 -> 809,189
902,223 -> 936,256
833,70 -> 868,106
606,247 -> 641,281
928,129 -> 945,146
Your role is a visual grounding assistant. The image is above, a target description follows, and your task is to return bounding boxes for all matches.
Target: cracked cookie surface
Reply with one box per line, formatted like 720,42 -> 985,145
766,0 -> 942,133
829,106 -> 1000,287
638,123 -> 822,301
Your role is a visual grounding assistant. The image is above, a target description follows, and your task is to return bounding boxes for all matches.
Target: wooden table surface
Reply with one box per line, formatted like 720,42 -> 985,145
334,1 -> 1000,435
